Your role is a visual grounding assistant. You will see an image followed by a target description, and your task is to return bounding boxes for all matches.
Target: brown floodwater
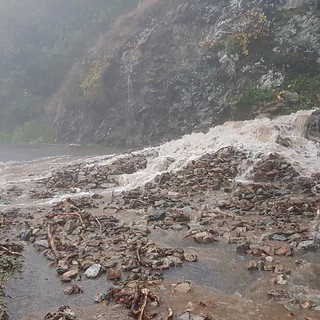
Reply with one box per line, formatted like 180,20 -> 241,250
2,142 -> 320,320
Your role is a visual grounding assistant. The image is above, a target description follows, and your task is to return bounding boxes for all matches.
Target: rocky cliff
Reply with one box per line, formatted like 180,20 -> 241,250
51,0 -> 320,147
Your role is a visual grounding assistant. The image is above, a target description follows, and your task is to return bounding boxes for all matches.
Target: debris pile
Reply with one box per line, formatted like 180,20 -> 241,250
40,153 -> 148,191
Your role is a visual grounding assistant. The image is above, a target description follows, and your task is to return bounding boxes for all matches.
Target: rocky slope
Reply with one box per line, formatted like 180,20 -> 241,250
52,0 -> 320,147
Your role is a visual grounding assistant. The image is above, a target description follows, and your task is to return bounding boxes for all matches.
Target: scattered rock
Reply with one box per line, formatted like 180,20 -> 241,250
178,312 -> 191,320
193,232 -> 217,243
174,282 -> 191,294
0,309 -> 9,320
94,289 -> 113,303
64,284 -> 83,295
44,306 -> 76,319
106,268 -> 122,280
184,253 -> 197,262
297,240 -> 318,251
34,239 -> 50,249
84,264 -> 102,278
61,269 -> 79,282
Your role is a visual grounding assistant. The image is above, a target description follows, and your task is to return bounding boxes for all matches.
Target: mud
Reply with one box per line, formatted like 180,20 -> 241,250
1,111 -> 320,320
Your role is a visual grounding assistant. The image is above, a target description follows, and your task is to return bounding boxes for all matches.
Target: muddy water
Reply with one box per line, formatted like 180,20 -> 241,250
5,246 -> 110,320
150,229 -> 256,295
2,112 -> 320,319
0,143 -> 120,162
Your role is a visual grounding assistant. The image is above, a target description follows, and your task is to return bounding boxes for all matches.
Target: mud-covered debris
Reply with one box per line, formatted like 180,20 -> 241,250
61,269 -> 79,282
184,253 -> 197,262
34,239 -> 50,249
0,309 -> 9,320
41,153 -> 148,190
44,306 -> 76,320
236,244 -> 250,255
107,268 -> 122,280
94,288 -> 113,303
178,312 -> 191,320
64,284 -> 83,295
0,243 -> 23,256
147,209 -> 167,221
297,240 -> 318,251
192,232 -> 218,243
174,282 -> 192,294
268,289 -> 290,300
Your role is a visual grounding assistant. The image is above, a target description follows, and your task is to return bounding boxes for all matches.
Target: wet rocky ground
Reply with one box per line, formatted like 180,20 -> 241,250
1,145 -> 320,319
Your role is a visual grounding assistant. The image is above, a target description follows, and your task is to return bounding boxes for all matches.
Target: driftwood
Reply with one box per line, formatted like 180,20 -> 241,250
47,225 -> 61,261
137,289 -> 149,320
0,246 -> 22,256
131,287 -> 160,319
166,308 -> 174,320
90,213 -> 102,231
57,212 -> 86,228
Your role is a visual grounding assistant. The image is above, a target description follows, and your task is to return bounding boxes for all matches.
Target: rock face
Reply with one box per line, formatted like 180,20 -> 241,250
52,0 -> 320,147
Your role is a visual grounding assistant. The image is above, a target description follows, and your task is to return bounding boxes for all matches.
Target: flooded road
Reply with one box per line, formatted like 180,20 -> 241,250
1,111 -> 320,319
0,143 -> 120,163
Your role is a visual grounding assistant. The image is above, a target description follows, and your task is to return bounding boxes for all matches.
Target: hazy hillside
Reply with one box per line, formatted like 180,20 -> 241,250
1,0 -> 320,146
51,0 -> 320,147
0,0 -> 138,142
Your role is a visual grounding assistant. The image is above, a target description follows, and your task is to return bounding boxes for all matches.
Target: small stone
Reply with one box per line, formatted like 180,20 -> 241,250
64,284 -> 83,295
301,300 -> 314,309
270,234 -> 287,241
264,256 -> 274,262
236,244 -> 250,255
178,312 -> 191,320
168,256 -> 183,266
81,259 -> 95,269
275,246 -> 289,256
94,289 -> 113,303
248,260 -> 258,271
34,239 -> 50,248
297,240 -> 318,251
174,282 -> 191,293
192,316 -> 206,320
147,209 -> 166,221
61,269 -> 79,282
186,302 -> 195,312
193,232 -> 216,243
275,274 -> 287,285
84,264 -> 102,278
64,220 -> 75,232
0,309 -> 9,320
56,265 -> 69,275
19,229 -> 32,241
107,268 -> 122,280
284,303 -> 300,312
184,253 -> 197,262
92,193 -> 102,199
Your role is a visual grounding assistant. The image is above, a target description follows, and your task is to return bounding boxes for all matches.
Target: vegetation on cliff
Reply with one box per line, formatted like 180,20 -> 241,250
0,0 -> 138,142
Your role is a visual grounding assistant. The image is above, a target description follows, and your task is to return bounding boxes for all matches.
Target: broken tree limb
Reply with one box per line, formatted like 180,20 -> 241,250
136,247 -> 142,264
57,212 -> 86,228
90,213 -> 102,231
131,287 -> 142,316
47,225 -> 61,261
137,288 -> 149,320
166,308 -> 174,320
0,246 -> 22,256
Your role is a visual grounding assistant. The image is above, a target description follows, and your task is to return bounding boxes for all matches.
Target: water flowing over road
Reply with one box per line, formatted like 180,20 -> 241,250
1,110 -> 320,320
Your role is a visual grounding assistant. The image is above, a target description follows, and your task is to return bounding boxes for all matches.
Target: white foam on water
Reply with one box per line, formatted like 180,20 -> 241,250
1,110 -> 319,205
116,110 -> 320,190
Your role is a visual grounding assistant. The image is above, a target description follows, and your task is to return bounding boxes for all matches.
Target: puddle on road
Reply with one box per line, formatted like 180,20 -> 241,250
150,228 -> 261,296
5,245 -> 109,320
